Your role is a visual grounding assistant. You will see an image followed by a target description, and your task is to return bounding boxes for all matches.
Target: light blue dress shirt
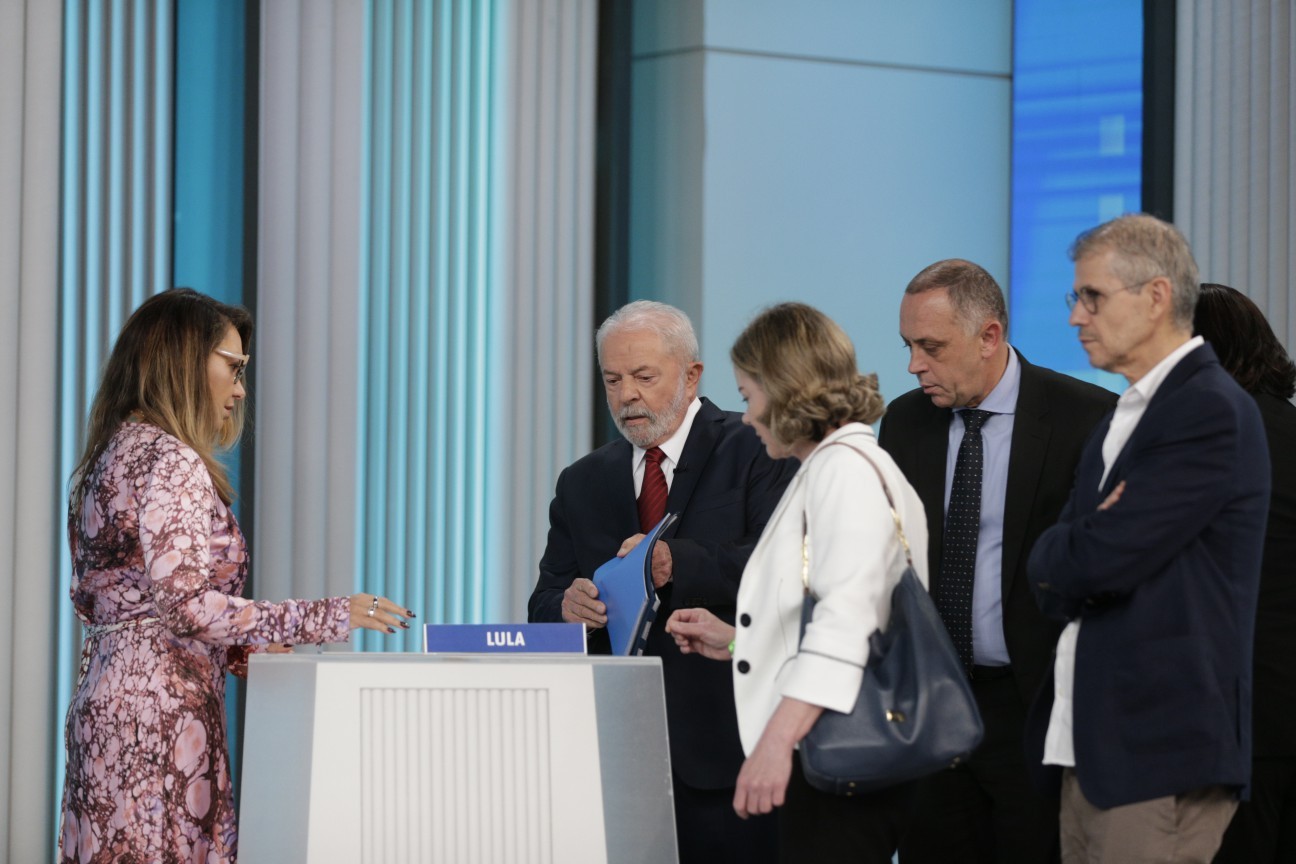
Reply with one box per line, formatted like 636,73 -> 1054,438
942,347 -> 1020,667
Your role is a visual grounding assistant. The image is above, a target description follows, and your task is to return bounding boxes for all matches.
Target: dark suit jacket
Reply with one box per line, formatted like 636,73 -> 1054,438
1251,393 -> 1296,757
528,398 -> 796,789
1025,343 -> 1270,809
878,350 -> 1116,706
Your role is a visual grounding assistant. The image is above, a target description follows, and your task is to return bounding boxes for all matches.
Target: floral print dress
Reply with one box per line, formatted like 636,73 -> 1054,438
59,423 -> 351,863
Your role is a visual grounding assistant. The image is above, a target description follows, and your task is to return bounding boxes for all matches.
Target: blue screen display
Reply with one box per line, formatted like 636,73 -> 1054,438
1011,0 -> 1143,392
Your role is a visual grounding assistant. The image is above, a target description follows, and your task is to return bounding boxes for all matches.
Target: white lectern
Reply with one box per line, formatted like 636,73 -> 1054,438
239,654 -> 678,864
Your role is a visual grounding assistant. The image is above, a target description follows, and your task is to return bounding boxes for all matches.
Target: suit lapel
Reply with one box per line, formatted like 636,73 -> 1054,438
1002,355 -> 1049,599
600,439 -> 641,535
664,399 -> 722,531
914,405 -> 950,585
1100,343 -> 1214,496
1077,413 -> 1113,508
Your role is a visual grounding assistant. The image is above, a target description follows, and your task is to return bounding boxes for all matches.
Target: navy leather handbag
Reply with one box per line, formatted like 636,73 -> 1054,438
797,444 -> 984,796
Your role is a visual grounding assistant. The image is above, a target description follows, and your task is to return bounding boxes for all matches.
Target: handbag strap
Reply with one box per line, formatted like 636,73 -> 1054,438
801,439 -> 915,597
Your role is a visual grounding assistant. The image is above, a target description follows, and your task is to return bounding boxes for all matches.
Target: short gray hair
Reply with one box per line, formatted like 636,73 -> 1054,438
595,300 -> 700,366
1070,213 -> 1200,330
904,258 -> 1008,336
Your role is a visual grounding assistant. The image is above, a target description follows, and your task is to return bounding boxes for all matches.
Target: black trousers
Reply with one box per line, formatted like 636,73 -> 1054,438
898,669 -> 1060,864
1213,756 -> 1296,864
778,757 -> 913,863
672,775 -> 778,864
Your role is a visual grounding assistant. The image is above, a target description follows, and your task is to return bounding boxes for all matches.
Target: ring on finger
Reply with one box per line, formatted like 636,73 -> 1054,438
367,596 -> 380,617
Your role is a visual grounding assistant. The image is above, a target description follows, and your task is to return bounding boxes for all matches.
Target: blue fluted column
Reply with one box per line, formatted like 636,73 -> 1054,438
255,0 -> 598,646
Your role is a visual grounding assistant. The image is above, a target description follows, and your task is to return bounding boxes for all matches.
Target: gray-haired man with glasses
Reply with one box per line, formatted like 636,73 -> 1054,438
1026,213 -> 1270,863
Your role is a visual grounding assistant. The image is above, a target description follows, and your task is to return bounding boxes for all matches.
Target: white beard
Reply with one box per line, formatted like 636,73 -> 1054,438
612,375 -> 689,449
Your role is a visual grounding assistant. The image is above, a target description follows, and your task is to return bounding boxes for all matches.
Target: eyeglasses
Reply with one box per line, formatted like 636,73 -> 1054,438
215,348 -> 250,383
1064,278 -> 1154,315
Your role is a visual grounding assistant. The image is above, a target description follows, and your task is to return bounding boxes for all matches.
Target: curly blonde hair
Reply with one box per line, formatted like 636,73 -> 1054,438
730,303 -> 884,447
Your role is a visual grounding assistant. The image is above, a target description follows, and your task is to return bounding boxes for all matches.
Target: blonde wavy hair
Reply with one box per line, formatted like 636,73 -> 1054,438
730,302 -> 884,447
70,288 -> 252,510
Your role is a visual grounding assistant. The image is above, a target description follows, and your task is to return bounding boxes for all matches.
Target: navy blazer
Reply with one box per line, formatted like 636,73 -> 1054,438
1025,344 -> 1271,809
528,398 -> 796,789
879,350 -> 1115,706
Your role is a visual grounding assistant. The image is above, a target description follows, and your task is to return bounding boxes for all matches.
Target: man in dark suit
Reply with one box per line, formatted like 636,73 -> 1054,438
528,300 -> 795,864
1026,214 -> 1270,863
879,259 -> 1115,863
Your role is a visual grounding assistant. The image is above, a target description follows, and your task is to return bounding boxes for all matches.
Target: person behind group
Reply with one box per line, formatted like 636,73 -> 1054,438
880,258 -> 1115,863
60,288 -> 410,863
1025,215 -> 1270,863
665,302 -> 926,862
1192,283 -> 1296,864
527,300 -> 796,863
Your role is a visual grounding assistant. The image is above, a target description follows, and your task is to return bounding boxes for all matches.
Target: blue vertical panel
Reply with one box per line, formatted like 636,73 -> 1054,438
173,0 -> 249,785
173,0 -> 247,505
55,8 -> 85,836
467,0 -> 493,619
173,0 -> 246,308
428,0 -> 452,628
1010,0 -> 1142,390
359,0 -> 499,648
57,0 -> 174,846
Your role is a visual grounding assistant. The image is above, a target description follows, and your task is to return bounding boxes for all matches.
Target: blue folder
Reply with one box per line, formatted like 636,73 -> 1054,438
592,512 -> 678,656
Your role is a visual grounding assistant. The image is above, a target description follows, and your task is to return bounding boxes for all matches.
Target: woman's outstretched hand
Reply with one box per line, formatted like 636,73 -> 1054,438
349,594 -> 415,634
665,607 -> 736,661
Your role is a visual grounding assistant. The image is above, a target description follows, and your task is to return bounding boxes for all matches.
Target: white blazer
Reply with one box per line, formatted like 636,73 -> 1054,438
732,423 -> 929,755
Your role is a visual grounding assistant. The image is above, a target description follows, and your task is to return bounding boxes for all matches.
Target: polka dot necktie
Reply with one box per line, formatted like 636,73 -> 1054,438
935,408 -> 992,673
638,447 -> 669,533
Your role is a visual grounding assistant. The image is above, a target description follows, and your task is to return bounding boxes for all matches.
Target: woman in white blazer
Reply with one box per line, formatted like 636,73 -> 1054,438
667,302 -> 929,862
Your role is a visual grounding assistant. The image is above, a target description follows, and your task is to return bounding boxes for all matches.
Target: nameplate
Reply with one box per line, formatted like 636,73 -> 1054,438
422,623 -> 587,655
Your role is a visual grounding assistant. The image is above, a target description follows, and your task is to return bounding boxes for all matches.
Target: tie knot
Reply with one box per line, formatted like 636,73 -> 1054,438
960,409 -> 992,434
645,446 -> 665,467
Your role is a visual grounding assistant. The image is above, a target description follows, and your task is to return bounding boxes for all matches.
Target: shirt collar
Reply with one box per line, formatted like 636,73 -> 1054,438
634,397 -> 703,468
1121,335 -> 1204,407
961,345 -> 1020,417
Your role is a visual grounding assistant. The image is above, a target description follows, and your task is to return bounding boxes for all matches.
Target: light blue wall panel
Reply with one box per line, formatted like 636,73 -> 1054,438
636,0 -> 1010,75
699,52 -> 1010,406
630,0 -> 1011,409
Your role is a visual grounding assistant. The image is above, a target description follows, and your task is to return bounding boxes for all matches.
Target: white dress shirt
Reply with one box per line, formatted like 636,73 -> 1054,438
1043,336 -> 1204,767
631,397 -> 702,496
944,346 -> 1020,666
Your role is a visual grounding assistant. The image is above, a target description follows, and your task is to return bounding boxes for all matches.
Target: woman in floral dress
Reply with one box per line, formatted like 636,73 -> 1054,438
60,288 -> 411,863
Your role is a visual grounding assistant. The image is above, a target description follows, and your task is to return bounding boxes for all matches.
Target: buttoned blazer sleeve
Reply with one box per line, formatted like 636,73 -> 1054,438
1029,365 -> 1269,603
779,441 -> 928,713
528,462 -> 584,624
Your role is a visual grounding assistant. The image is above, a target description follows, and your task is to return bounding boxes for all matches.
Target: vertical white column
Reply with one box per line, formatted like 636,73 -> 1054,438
2,0 -> 173,855
496,0 -> 599,621
1176,0 -> 1295,348
0,4 -> 64,858
255,0 -> 366,608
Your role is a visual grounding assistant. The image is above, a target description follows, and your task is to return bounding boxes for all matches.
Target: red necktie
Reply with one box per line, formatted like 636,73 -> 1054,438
638,447 -> 668,532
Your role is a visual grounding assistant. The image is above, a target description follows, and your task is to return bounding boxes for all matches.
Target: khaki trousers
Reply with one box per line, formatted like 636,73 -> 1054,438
1059,768 -> 1237,864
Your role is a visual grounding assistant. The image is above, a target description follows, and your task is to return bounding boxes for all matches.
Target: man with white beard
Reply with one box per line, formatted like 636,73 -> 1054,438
529,300 -> 796,864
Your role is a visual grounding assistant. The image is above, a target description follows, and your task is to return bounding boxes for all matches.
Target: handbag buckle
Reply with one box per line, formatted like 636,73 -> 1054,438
885,710 -> 906,723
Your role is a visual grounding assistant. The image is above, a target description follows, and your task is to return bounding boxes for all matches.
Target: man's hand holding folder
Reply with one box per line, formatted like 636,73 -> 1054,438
616,531 -> 675,589
592,513 -> 679,655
